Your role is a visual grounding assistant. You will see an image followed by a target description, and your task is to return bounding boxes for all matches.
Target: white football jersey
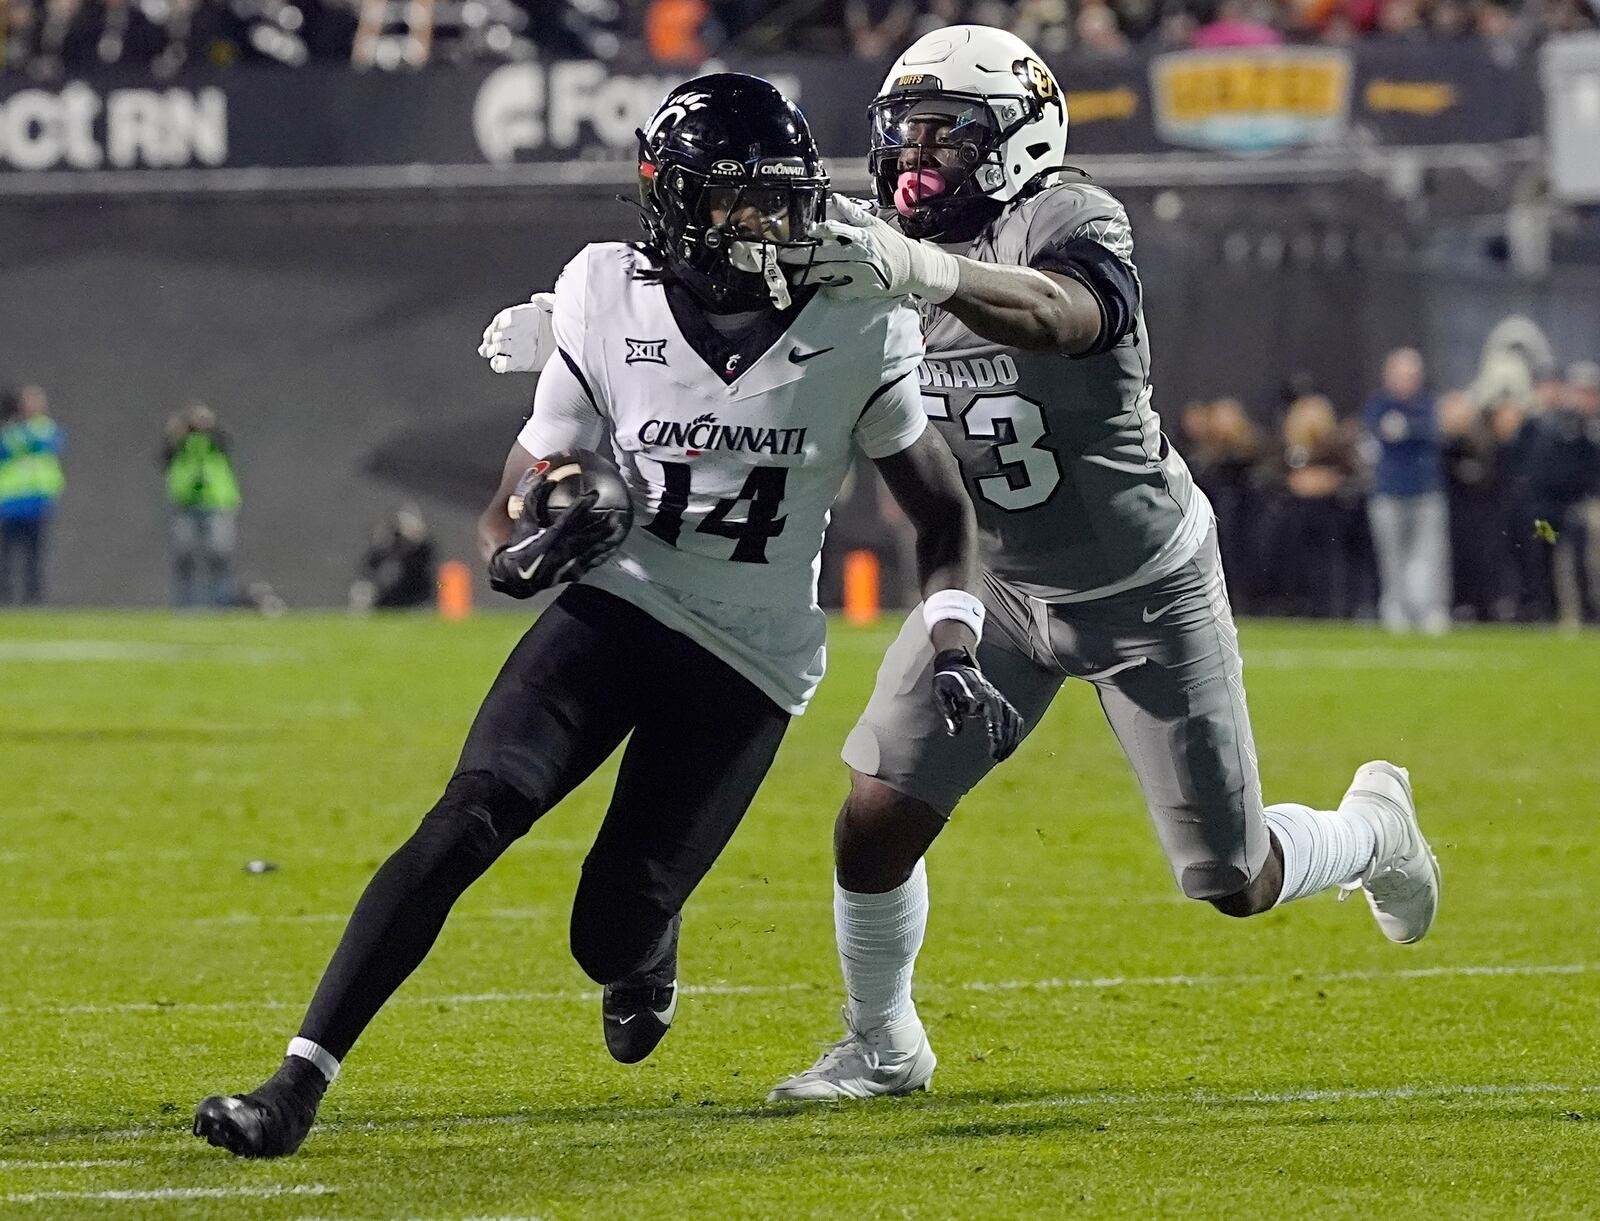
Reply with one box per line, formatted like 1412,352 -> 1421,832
517,241 -> 926,712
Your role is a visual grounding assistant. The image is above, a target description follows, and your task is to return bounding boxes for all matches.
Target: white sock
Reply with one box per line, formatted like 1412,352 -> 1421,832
286,1037 -> 340,1084
835,858 -> 927,1035
1263,803 -> 1378,907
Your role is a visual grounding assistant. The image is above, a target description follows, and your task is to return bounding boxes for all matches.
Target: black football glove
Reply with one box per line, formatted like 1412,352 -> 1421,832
487,489 -> 620,599
931,647 -> 1024,762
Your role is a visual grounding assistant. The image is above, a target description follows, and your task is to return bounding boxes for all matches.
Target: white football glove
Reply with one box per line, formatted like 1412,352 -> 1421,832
780,194 -> 961,304
478,292 -> 556,374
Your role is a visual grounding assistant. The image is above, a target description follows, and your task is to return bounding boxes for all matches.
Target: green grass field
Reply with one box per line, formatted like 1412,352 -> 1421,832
2,611 -> 1598,1219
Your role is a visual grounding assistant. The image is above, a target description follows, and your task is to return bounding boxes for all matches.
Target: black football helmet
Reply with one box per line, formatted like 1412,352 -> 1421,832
636,74 -> 828,312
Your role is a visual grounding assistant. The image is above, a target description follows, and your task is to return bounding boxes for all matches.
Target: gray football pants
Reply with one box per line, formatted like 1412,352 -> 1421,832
842,526 -> 1270,900
1368,491 -> 1451,632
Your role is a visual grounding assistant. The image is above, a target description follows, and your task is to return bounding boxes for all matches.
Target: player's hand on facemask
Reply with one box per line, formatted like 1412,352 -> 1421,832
478,292 -> 556,374
487,490 -> 619,599
930,647 -> 1024,762
781,194 -> 960,304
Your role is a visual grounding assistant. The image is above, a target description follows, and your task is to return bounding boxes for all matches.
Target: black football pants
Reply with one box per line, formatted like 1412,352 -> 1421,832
299,584 -> 790,1061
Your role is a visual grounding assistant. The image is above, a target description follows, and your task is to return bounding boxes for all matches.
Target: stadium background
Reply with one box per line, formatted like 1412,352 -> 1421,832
2,10 -> 1598,611
6,8 -> 1600,1217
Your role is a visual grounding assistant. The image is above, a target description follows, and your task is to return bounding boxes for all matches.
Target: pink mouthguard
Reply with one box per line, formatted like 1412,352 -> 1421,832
895,169 -> 948,216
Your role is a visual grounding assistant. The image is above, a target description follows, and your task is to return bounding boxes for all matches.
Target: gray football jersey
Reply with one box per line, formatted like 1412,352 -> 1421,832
918,181 -> 1203,602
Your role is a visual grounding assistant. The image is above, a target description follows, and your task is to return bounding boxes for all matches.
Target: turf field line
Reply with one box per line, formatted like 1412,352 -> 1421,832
0,893 -> 1188,929
7,961 -> 1594,1018
2,981 -> 818,1016
989,1081 -> 1600,1111
0,1183 -> 334,1204
0,1158 -> 144,1168
25,1081 -> 1596,1148
958,960 -> 1600,992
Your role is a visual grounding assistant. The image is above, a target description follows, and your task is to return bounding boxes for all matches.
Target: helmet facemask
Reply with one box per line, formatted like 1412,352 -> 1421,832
870,90 -> 1042,242
638,145 -> 828,312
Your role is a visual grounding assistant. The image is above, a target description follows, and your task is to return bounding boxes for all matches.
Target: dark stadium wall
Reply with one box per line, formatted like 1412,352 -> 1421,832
0,191 -> 619,609
3,189 -> 1597,608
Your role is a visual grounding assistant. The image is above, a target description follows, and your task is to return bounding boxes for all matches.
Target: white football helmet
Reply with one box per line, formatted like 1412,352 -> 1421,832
869,25 -> 1069,240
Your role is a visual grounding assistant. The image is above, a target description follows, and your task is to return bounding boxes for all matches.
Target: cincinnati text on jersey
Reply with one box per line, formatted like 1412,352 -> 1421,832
637,413 -> 810,457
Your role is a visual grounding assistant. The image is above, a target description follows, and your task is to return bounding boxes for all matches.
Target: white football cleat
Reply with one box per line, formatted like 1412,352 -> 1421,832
1337,761 -> 1441,943
767,1009 -> 936,1102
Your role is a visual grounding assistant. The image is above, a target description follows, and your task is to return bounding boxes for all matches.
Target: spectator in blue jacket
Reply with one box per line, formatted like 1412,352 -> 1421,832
1363,348 -> 1450,634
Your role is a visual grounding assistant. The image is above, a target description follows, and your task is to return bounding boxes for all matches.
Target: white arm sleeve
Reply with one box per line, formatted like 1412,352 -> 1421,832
516,354 -> 607,457
853,369 -> 927,460
853,301 -> 928,459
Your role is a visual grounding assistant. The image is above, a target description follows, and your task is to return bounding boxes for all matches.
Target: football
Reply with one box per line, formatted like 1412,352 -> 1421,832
508,447 -> 634,539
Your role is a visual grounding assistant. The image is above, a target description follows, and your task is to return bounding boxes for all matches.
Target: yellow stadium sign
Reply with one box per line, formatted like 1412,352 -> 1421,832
1151,49 -> 1352,153
1066,87 -> 1140,125
1365,80 -> 1457,116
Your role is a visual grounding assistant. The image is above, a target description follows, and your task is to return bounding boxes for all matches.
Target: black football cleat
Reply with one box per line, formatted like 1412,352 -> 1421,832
602,913 -> 681,1065
193,1055 -> 327,1158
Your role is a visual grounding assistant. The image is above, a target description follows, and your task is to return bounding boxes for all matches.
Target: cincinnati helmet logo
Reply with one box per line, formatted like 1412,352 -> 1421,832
625,337 -> 668,365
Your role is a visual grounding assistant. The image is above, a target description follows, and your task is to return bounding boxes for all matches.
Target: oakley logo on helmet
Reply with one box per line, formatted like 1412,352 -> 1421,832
624,338 -> 669,366
711,159 -> 745,175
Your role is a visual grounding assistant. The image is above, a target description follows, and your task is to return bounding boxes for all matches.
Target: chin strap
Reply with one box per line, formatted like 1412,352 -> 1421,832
759,245 -> 793,311
730,240 -> 793,310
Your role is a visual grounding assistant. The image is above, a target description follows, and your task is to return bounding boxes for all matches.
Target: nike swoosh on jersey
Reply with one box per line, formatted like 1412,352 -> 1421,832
1141,598 -> 1182,623
788,346 -> 833,364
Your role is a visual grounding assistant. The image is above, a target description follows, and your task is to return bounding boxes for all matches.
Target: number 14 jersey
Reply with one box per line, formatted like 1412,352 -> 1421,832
519,241 -> 927,713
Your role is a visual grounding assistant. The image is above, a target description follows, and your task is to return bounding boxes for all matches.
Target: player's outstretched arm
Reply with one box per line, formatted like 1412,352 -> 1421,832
873,428 -> 1023,760
939,261 -> 1104,356
784,194 -> 1106,355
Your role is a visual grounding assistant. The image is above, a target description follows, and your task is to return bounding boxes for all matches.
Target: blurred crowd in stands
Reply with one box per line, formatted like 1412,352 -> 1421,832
1180,320 -> 1600,630
2,0 -> 1595,76
10,318 -> 1598,621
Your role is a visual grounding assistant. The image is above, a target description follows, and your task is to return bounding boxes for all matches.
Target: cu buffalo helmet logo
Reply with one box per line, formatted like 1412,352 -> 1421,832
625,337 -> 669,365
1014,57 -> 1060,109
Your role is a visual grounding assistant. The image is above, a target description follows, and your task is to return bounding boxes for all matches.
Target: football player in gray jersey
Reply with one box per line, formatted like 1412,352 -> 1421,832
766,25 -> 1442,1102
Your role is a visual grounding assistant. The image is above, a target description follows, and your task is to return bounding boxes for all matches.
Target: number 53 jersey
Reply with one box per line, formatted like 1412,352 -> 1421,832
518,241 -> 927,713
920,182 -> 1209,604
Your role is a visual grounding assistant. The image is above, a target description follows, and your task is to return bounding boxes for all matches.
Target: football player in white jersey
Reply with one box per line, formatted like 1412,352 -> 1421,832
192,73 -> 1020,1159
477,32 -> 1438,1108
